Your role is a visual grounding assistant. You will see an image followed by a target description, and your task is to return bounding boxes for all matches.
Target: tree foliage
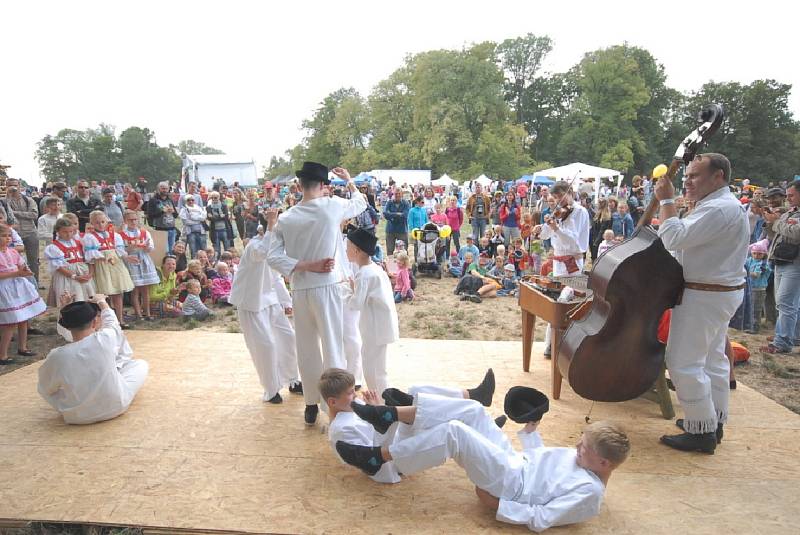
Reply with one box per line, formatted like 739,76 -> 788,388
174,139 -> 224,155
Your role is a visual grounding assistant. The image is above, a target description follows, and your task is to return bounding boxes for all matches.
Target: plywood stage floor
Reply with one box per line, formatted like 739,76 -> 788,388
1,332 -> 799,534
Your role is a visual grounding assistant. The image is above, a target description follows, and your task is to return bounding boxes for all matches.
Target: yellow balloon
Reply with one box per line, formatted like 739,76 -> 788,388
439,225 -> 452,238
652,164 -> 669,179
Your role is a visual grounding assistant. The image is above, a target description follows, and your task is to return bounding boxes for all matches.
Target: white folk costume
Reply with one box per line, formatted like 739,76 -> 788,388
389,423 -> 605,532
347,262 -> 399,395
120,227 -> 159,286
83,229 -> 135,295
538,205 -> 590,277
0,248 -> 46,324
230,233 -> 299,401
37,308 -> 148,424
330,387 -> 505,484
44,237 -> 96,306
267,191 -> 367,406
658,185 -> 749,433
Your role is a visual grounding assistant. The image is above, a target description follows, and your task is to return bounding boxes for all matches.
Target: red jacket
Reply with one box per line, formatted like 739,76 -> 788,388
499,203 -> 521,225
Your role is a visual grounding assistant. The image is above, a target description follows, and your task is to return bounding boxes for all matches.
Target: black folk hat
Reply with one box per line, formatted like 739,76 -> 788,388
347,227 -> 378,256
58,301 -> 101,329
504,386 -> 550,423
296,161 -> 330,185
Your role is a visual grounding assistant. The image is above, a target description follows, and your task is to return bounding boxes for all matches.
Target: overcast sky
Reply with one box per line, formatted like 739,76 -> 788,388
2,0 -> 797,184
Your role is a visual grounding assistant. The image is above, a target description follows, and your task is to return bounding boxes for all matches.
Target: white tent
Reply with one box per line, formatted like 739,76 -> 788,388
432,174 -> 457,187
534,162 -> 622,199
474,174 -> 492,187
183,154 -> 259,188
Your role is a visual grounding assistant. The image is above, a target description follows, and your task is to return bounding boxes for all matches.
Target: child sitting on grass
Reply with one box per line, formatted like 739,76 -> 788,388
210,261 -> 233,305
447,251 -> 462,278
393,252 -> 414,303
597,229 -> 617,257
182,279 -> 213,320
496,264 -> 519,297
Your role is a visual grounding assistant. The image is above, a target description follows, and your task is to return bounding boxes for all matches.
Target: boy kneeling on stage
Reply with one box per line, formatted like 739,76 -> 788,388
337,384 -> 630,532
38,294 -> 149,424
321,367 -> 500,484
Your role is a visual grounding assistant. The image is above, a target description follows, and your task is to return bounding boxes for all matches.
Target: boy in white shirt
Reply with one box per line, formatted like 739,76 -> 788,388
37,197 -> 62,240
267,162 -> 366,425
321,367 -> 500,484
345,227 -> 398,395
37,294 -> 149,424
596,229 -> 617,257
230,209 -> 300,403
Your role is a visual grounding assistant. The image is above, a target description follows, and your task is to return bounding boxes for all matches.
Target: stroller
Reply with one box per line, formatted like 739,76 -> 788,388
411,222 -> 446,278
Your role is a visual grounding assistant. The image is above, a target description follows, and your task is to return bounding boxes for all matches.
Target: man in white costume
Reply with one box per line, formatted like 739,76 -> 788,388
345,227 -> 398,395
321,367 -> 498,484
37,295 -> 148,425
533,181 -> 590,357
267,162 -> 366,425
655,153 -> 749,453
337,398 -> 629,532
340,229 -> 364,387
230,209 -> 300,404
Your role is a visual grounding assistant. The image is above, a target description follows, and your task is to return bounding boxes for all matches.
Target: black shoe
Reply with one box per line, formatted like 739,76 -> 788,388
266,393 -> 283,404
27,327 -> 46,336
660,431 -> 717,454
382,387 -> 414,407
304,404 -> 319,425
675,419 -> 723,444
495,415 -> 508,429
730,380 -> 737,390
467,368 -> 495,407
335,441 -> 384,476
351,402 -> 397,434
468,294 -> 482,303
288,381 -> 303,394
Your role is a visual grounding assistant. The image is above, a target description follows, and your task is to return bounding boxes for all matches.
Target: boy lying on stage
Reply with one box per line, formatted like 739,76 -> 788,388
320,367 -> 500,484
336,386 -> 630,533
38,294 -> 149,424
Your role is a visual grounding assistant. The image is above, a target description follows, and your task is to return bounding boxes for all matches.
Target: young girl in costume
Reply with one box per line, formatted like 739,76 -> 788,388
44,218 -> 96,307
82,211 -> 134,326
0,224 -> 46,363
120,209 -> 160,321
393,251 -> 414,303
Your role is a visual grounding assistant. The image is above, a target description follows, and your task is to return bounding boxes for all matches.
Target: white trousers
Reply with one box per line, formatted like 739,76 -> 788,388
238,306 -> 299,400
390,419 -> 520,500
665,289 -> 742,433
362,342 -> 388,396
343,307 -> 363,384
292,285 -> 346,405
120,359 -> 149,399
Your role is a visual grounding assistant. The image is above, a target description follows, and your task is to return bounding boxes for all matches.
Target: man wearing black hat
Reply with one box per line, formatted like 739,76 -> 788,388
267,162 -> 367,425
345,226 -> 398,395
337,386 -> 630,532
37,294 -> 149,425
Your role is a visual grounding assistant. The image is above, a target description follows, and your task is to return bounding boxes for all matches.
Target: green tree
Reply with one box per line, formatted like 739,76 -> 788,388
496,33 -> 554,124
117,127 -> 181,184
174,139 -> 224,155
521,71 -> 578,163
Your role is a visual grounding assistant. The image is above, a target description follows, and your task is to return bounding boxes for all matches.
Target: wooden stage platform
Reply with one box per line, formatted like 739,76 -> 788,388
0,332 -> 798,534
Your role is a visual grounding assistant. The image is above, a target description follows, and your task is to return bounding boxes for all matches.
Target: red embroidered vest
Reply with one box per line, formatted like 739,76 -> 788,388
120,228 -> 147,246
89,230 -> 116,252
52,239 -> 85,264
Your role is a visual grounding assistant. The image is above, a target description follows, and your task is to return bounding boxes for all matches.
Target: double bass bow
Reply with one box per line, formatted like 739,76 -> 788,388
556,104 -> 725,402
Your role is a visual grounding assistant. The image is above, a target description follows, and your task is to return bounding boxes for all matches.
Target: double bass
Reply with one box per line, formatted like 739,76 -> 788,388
557,105 -> 725,402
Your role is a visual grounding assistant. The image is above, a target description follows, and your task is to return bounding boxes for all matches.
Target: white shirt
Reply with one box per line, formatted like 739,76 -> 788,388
267,191 -> 366,290
37,309 -> 137,425
328,402 -> 401,484
497,431 -> 605,533
658,186 -> 749,286
229,233 -> 291,312
538,204 -> 590,274
348,262 -> 399,347
37,213 -> 60,240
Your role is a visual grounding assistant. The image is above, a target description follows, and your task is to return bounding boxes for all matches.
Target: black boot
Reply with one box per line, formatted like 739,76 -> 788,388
304,404 -> 319,425
495,415 -> 508,429
351,402 -> 398,434
675,419 -> 724,444
265,393 -> 283,404
467,368 -> 495,407
335,441 -> 385,476
382,388 -> 414,407
660,432 -> 717,454
289,381 -> 303,394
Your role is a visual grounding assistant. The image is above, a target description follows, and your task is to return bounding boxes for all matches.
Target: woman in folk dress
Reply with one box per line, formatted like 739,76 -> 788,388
83,211 -> 134,327
120,210 -> 159,321
43,218 -> 96,307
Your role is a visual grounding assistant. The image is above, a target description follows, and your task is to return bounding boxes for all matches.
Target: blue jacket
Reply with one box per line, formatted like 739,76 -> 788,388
746,257 -> 772,289
612,213 -> 634,238
407,206 -> 428,232
383,199 -> 410,234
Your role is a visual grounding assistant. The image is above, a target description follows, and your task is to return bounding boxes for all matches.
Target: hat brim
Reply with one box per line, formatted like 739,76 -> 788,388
504,386 -> 550,424
296,170 -> 330,185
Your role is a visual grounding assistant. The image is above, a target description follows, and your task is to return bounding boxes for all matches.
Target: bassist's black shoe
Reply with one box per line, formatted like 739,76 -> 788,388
660,432 -> 716,454
675,418 -> 723,444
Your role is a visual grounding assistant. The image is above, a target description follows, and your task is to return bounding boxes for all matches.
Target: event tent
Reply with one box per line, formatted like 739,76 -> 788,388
474,174 -> 492,187
534,162 -> 622,199
533,176 -> 555,186
183,154 -> 258,188
432,174 -> 457,187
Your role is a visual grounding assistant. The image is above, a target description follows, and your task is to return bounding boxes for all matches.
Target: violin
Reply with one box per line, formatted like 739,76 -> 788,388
552,204 -> 574,221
